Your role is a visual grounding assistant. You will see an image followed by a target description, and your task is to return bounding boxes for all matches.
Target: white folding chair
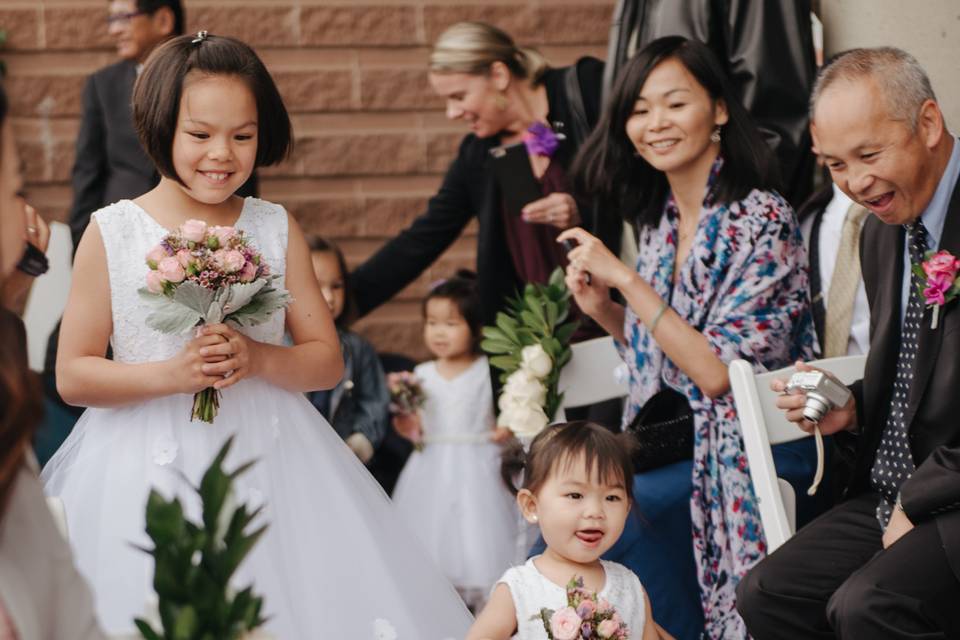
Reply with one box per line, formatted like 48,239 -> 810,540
23,221 -> 73,372
555,335 -> 629,422
729,355 -> 866,552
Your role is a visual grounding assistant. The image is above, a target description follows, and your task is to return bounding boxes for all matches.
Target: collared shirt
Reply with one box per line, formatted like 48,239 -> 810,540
800,184 -> 871,355
900,135 -> 960,325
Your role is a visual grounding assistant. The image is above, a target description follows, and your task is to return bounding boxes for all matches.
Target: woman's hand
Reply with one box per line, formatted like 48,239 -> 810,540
197,323 -> 258,390
521,193 -> 581,230
3,205 -> 51,314
170,331 -> 231,394
557,227 -> 634,290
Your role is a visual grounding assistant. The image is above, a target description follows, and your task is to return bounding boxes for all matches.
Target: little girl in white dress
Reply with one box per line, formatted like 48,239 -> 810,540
41,33 -> 470,639
467,421 -> 673,640
391,273 -> 521,609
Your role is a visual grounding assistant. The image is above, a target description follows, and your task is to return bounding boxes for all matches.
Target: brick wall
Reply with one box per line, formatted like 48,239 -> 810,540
2,0 -> 613,360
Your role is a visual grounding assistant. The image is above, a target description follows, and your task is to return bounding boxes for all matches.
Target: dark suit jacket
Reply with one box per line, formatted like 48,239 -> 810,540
351,58 -> 606,325
843,171 -> 960,579
67,59 -> 258,253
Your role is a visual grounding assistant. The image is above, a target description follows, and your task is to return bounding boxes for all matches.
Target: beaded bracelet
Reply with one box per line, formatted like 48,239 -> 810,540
648,301 -> 669,335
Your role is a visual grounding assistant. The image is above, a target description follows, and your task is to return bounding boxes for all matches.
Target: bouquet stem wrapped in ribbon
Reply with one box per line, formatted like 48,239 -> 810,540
139,219 -> 291,423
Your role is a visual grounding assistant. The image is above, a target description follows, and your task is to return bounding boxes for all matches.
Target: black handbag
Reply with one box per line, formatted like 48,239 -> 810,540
626,388 -> 694,472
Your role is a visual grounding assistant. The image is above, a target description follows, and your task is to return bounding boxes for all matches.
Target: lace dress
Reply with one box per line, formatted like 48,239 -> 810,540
391,358 -> 521,605
498,558 -> 647,639
41,198 -> 472,639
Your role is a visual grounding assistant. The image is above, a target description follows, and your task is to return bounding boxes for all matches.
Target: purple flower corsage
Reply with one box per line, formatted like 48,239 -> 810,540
523,122 -> 562,158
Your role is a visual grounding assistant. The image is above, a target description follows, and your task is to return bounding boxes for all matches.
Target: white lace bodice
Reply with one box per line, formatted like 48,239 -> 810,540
94,198 -> 288,364
498,558 -> 647,639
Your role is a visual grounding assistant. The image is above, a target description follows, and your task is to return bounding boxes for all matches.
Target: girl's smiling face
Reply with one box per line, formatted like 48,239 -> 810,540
170,73 -> 259,204
520,452 -> 631,565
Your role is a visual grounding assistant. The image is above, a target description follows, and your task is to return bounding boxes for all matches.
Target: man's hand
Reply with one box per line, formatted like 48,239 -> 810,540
771,361 -> 857,435
882,502 -> 915,548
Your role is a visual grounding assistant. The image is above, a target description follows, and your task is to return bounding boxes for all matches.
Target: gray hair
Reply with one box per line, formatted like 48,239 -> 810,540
429,21 -> 548,83
810,47 -> 936,129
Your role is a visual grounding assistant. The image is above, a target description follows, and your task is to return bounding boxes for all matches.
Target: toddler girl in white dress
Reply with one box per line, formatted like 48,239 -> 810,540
467,421 -> 673,639
391,272 -> 521,610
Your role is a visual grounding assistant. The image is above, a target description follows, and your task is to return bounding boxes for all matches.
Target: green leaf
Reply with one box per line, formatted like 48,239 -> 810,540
495,313 -> 520,343
489,354 -> 520,372
134,618 -> 163,640
555,321 -> 578,346
480,338 -> 516,355
173,281 -> 216,317
481,326 -> 512,344
139,289 -> 204,335
172,606 -> 198,640
548,267 -> 565,289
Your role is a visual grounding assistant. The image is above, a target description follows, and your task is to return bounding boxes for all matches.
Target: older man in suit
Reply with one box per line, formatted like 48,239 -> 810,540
736,47 -> 960,639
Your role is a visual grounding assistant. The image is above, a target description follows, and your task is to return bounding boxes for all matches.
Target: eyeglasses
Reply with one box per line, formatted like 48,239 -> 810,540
106,10 -> 146,25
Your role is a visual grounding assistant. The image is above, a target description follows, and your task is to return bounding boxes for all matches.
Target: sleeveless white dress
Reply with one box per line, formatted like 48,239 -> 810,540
41,198 -> 472,639
391,358 -> 521,602
497,558 -> 647,640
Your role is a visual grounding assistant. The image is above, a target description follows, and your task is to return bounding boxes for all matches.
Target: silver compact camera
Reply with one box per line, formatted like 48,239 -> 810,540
784,371 -> 851,423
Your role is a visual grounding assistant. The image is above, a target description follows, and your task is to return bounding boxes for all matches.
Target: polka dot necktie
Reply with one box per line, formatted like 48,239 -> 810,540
870,220 -> 928,528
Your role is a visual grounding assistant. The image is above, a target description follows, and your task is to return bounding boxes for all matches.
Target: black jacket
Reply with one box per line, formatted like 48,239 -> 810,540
604,0 -> 817,207
352,58 -> 606,324
842,170 -> 960,580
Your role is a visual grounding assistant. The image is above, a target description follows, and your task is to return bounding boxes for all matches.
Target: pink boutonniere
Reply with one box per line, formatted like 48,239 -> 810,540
913,249 -> 960,329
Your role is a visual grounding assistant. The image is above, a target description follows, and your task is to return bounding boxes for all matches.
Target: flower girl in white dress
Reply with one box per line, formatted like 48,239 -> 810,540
391,273 -> 521,610
467,421 -> 672,640
41,33 -> 471,639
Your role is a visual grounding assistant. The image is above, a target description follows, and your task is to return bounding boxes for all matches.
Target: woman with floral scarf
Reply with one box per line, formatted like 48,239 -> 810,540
559,37 -> 815,639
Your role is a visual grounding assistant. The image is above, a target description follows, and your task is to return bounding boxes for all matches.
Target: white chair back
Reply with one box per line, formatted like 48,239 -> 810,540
23,221 -> 73,371
555,336 -> 629,421
729,355 -> 866,552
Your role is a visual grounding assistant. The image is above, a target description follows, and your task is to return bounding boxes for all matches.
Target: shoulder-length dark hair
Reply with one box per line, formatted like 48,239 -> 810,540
133,33 -> 292,187
572,36 -> 780,228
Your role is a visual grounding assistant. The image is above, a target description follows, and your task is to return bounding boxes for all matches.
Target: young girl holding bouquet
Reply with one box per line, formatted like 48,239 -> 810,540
391,272 -> 520,611
468,421 -> 672,640
42,33 -> 471,638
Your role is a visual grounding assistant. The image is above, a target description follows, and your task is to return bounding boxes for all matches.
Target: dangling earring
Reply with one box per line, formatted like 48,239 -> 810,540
710,126 -> 722,144
494,92 -> 508,111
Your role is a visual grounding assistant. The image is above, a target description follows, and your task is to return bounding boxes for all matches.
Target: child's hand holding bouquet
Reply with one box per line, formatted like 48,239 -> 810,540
139,219 -> 291,423
387,371 -> 426,450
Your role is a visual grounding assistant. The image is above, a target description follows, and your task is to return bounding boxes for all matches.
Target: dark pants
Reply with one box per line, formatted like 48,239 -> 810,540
736,491 -> 960,639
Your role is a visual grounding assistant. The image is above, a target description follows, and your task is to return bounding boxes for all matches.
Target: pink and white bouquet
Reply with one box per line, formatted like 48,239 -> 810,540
138,219 -> 291,422
912,249 -> 960,329
387,371 -> 426,450
536,576 -> 629,640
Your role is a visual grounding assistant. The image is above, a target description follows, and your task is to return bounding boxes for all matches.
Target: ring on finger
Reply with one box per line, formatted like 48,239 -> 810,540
27,226 -> 37,234
223,369 -> 235,379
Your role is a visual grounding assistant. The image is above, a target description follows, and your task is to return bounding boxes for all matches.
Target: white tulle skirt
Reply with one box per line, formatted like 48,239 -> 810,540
41,378 -> 472,639
392,439 -> 523,596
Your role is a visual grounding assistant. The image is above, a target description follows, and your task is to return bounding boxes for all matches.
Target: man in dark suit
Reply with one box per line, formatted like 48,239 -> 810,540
736,47 -> 960,639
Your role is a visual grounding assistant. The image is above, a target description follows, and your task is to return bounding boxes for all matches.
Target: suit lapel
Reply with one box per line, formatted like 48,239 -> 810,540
862,217 -> 903,428
905,178 -> 960,425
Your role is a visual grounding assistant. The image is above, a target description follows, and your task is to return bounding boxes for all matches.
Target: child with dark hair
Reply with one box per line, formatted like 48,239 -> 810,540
391,270 -> 520,611
41,33 -> 471,638
305,235 -> 388,463
469,421 -> 671,640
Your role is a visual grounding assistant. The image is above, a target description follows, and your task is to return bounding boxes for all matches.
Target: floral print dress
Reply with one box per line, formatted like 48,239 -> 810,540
617,159 -> 815,638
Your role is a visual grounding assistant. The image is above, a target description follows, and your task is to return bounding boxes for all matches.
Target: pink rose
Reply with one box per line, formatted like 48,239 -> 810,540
923,250 -> 960,279
179,219 -> 208,244
145,269 -> 164,293
596,598 -> 612,615
145,243 -> 169,268
239,260 -> 258,282
214,249 -> 246,274
157,256 -> 186,283
923,272 -> 953,306
549,607 -> 582,640
208,225 -> 237,248
176,249 -> 194,269
576,598 -> 597,620
596,619 -> 620,639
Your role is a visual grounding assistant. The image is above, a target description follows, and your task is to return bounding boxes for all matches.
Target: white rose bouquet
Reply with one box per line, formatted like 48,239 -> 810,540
481,268 -> 577,438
